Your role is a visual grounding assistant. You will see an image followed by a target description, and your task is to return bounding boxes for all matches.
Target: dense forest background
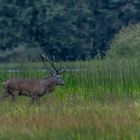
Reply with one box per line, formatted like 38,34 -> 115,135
0,0 -> 140,62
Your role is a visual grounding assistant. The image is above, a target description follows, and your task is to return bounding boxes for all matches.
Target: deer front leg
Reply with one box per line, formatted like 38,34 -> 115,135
10,90 -> 19,102
31,96 -> 39,104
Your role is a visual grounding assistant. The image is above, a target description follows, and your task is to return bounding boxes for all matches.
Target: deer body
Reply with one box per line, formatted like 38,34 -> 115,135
1,76 -> 65,103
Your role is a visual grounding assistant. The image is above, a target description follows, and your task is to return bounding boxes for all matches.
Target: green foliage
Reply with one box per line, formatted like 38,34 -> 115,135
0,0 -> 140,61
107,23 -> 140,58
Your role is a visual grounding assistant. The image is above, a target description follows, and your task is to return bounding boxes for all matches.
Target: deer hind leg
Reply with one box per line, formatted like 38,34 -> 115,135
0,89 -> 10,102
31,96 -> 39,104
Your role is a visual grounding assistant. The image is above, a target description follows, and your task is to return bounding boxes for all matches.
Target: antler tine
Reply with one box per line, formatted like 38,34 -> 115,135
41,53 -> 49,68
42,52 -> 59,74
58,66 -> 67,74
41,52 -> 67,75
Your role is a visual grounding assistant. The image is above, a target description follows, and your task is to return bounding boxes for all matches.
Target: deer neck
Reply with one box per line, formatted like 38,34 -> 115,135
43,77 -> 56,85
41,77 -> 56,92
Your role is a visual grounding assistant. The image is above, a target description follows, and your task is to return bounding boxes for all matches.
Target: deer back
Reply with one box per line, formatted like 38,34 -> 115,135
3,78 -> 41,93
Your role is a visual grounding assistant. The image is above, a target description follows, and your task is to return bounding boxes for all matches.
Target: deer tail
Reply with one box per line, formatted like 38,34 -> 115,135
2,82 -> 6,88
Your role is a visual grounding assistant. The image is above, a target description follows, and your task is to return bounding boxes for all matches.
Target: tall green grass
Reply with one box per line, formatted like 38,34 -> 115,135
0,59 -> 139,98
0,59 -> 139,139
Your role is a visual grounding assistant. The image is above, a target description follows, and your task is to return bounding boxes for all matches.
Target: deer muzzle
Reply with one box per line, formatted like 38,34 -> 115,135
59,79 -> 65,85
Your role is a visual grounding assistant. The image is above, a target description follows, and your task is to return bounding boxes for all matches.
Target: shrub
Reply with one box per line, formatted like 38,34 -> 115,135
0,46 -> 42,62
107,23 -> 140,59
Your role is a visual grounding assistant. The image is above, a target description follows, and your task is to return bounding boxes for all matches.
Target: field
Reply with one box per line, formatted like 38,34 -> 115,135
0,59 -> 140,139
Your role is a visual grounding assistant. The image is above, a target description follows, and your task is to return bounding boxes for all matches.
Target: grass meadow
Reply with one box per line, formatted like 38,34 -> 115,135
0,59 -> 139,139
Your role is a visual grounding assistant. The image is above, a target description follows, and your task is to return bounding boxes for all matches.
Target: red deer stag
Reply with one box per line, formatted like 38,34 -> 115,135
0,53 -> 66,103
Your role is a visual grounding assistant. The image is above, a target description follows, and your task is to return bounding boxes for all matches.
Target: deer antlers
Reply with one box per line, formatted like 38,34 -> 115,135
41,52 -> 67,75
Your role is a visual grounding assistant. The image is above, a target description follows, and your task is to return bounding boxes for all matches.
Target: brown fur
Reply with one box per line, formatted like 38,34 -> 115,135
0,75 -> 65,103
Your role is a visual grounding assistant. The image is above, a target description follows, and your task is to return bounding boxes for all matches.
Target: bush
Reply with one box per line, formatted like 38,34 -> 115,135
107,23 -> 140,59
0,46 -> 42,62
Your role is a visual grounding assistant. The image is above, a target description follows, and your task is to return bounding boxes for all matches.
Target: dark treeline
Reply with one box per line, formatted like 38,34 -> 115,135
0,0 -> 140,61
